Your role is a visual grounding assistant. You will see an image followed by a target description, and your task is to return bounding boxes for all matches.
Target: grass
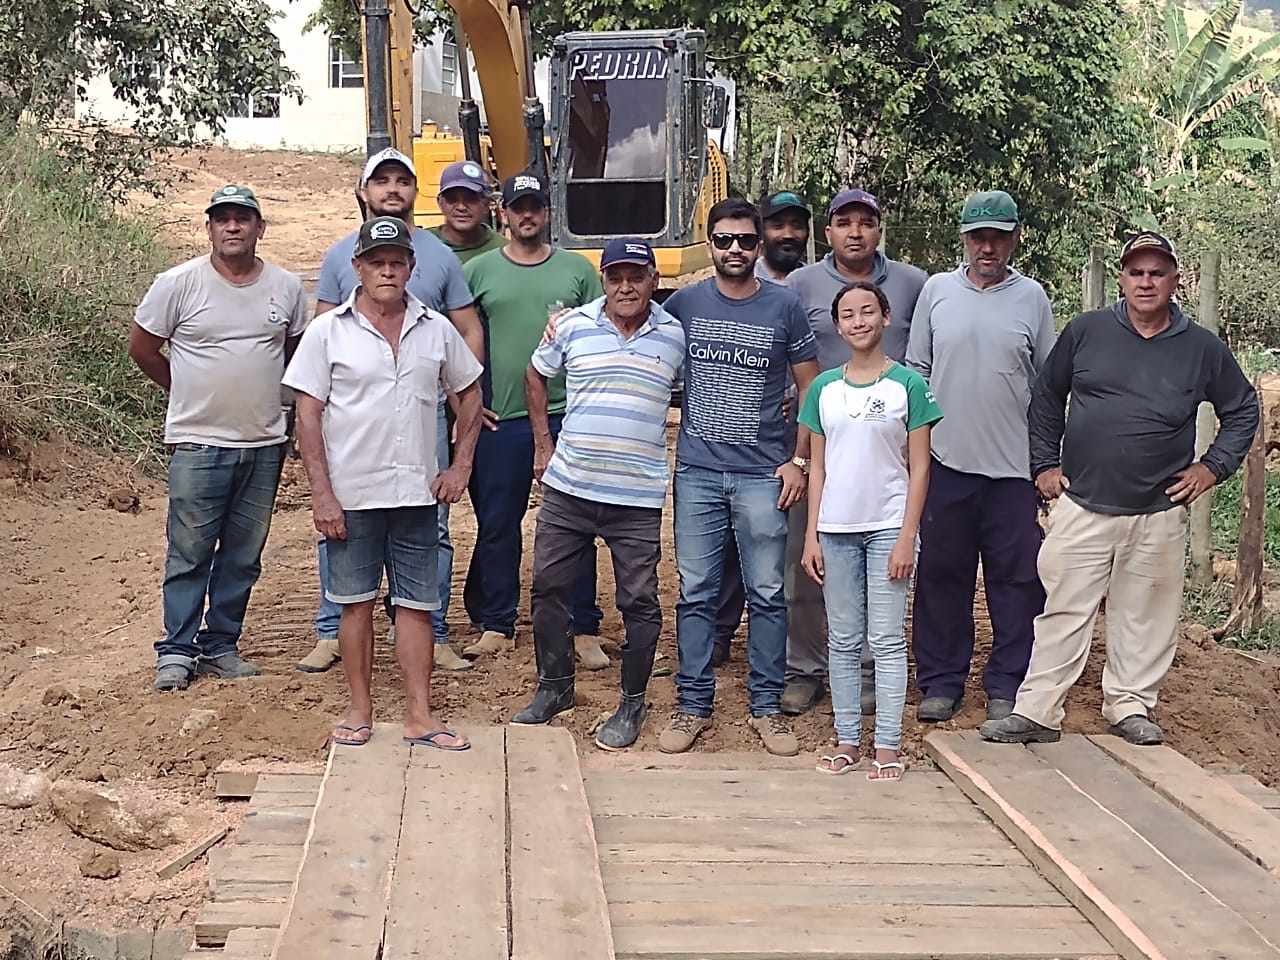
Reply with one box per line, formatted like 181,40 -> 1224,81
0,128 -> 168,463
1210,468 -> 1280,571
1183,578 -> 1280,652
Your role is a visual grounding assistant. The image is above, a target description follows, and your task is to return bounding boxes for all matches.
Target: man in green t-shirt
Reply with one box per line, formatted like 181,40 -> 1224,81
428,161 -> 505,264
461,171 -> 604,660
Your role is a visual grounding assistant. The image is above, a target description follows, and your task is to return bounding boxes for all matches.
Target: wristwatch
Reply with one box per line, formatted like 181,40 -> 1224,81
791,456 -> 809,474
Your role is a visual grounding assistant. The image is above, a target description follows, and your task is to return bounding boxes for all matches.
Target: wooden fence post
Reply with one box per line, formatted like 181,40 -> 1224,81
1189,250 -> 1221,591
1214,381 -> 1266,639
1083,243 -> 1107,311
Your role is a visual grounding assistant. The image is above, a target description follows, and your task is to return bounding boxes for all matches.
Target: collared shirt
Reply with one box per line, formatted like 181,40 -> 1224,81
530,296 -> 685,509
282,288 -> 483,510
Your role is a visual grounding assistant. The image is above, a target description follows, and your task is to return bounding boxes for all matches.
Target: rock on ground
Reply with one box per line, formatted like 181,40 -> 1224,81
50,780 -> 187,852
78,847 -> 121,880
0,763 -> 51,808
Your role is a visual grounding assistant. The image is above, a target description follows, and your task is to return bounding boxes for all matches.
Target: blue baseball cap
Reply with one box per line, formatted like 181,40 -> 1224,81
600,237 -> 656,270
439,160 -> 490,195
827,188 -> 882,220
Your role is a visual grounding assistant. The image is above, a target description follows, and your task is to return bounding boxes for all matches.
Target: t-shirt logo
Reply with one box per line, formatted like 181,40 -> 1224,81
370,221 -> 400,240
266,299 -> 286,325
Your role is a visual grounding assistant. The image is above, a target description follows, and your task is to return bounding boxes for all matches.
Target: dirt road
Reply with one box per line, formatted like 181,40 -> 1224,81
1,146 -> 1278,931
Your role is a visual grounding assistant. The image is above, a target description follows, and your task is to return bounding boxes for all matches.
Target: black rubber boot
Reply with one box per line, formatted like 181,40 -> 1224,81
595,693 -> 648,751
511,677 -> 575,725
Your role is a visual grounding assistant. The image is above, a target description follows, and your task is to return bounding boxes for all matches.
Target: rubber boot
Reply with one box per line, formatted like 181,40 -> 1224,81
511,677 -> 575,725
595,693 -> 648,751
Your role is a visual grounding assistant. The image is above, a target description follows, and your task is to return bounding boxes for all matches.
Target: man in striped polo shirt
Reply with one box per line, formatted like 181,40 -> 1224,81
511,238 -> 685,750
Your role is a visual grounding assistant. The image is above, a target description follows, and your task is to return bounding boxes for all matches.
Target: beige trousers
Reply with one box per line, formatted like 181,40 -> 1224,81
1013,495 -> 1186,729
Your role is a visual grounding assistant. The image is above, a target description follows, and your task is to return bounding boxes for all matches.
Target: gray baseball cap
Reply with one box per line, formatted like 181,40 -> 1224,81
206,184 -> 261,215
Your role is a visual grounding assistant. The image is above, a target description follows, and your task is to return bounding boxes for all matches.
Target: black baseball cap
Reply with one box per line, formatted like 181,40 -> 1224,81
1120,231 -> 1179,267
353,216 -> 414,257
502,171 -> 549,208
759,190 -> 811,220
600,237 -> 656,270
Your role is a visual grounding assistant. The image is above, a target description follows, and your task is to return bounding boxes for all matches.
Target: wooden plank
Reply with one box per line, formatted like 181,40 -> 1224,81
582,751 -> 816,772
601,861 -> 1065,907
508,724 -> 615,960
236,810 -> 312,846
1090,735 -> 1280,875
216,770 -> 261,800
223,926 -> 278,960
273,724 -> 410,960
383,727 -> 507,959
194,901 -> 287,947
1029,738 -> 1280,946
593,815 -> 1021,866
219,851 -> 305,885
584,771 -> 984,821
254,773 -> 324,792
214,880 -> 293,903
158,827 -> 229,880
1221,773 -> 1280,811
927,731 -> 1280,960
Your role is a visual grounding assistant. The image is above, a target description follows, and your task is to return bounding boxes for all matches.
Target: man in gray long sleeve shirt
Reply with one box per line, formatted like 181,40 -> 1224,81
778,188 -> 927,716
906,190 -> 1055,723
982,232 -> 1258,747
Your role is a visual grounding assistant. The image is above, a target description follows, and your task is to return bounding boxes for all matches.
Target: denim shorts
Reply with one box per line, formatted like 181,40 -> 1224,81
325,506 -> 440,611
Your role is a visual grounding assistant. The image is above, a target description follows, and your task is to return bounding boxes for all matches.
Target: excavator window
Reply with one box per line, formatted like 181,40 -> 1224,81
564,48 -> 669,237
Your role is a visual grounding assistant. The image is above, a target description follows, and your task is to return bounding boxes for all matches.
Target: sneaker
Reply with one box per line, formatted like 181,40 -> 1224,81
154,664 -> 192,692
979,713 -> 1061,744
196,653 -> 262,680
574,635 -> 610,671
747,713 -> 800,756
433,643 -> 473,672
1110,714 -> 1164,746
658,712 -> 711,753
986,698 -> 1015,721
463,630 -> 513,659
780,677 -> 823,716
296,637 -> 341,673
917,695 -> 962,723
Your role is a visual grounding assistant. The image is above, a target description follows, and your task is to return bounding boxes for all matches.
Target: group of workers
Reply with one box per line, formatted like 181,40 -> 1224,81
129,147 -> 1259,777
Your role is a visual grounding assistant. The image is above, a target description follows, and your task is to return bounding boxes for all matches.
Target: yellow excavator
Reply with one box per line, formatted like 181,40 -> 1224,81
360,0 -> 729,277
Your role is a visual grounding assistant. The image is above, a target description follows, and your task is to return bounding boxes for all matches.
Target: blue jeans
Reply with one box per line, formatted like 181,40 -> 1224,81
463,414 -> 600,638
673,464 -> 788,717
157,442 -> 285,669
326,506 -> 440,610
820,528 -> 910,750
312,405 -> 453,641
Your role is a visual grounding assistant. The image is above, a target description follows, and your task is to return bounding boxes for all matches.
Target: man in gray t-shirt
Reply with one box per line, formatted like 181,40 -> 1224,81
130,185 -> 306,692
905,190 -> 1055,724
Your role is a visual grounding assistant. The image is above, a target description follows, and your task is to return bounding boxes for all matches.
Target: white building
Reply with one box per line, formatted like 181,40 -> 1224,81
76,0 -> 471,152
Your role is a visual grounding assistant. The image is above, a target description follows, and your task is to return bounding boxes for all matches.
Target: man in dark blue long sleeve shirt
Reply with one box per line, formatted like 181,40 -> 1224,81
982,231 -> 1258,747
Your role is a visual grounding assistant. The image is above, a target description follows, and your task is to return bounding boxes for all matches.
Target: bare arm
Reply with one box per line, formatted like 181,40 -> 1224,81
800,433 -> 827,585
128,324 -> 171,391
525,364 -> 554,481
446,304 -> 486,363
431,381 -> 482,503
775,359 -> 820,509
889,426 -> 932,580
294,392 -> 346,541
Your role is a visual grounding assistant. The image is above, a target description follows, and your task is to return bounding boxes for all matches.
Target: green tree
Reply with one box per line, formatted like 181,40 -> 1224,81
0,0 -> 299,200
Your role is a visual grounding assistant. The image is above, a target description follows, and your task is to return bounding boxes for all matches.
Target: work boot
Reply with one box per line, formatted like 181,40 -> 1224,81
917,695 -> 962,723
658,712 -> 711,753
433,644 -> 472,672
980,713 -> 1061,744
574,635 -> 610,671
196,653 -> 262,679
986,698 -> 1015,721
464,630 -> 513,659
153,664 -> 192,692
296,637 -> 340,673
595,694 -> 648,751
780,677 -> 823,716
747,713 -> 800,756
511,678 -> 575,725
1110,714 -> 1164,746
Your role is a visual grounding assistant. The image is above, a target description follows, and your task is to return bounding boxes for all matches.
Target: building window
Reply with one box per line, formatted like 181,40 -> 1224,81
441,39 -> 458,93
329,40 -> 364,89
228,91 -> 281,119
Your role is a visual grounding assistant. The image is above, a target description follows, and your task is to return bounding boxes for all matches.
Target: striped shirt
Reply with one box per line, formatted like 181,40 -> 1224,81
530,296 -> 685,509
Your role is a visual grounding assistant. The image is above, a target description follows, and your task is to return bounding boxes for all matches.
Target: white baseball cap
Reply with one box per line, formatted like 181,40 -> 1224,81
359,148 -> 417,188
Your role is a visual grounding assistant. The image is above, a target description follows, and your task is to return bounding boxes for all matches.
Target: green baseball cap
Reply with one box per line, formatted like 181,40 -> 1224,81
206,184 -> 261,215
959,190 -> 1019,233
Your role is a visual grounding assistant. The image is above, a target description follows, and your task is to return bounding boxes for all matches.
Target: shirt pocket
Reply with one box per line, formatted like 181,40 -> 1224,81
409,351 -> 444,400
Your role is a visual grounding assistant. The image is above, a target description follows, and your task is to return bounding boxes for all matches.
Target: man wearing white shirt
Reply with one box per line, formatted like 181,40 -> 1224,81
284,217 -> 483,750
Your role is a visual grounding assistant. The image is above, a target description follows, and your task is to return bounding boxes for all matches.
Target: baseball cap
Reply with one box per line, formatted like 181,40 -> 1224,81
959,190 -> 1019,233
827,188 -> 881,220
353,216 -> 415,258
360,147 -> 417,188
439,160 -> 490,195
760,191 -> 811,220
502,170 -> 549,208
206,184 -> 261,215
1120,231 -> 1179,267
600,237 -> 656,270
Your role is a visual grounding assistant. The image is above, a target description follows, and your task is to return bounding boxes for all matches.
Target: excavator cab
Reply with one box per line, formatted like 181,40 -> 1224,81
547,29 -> 728,277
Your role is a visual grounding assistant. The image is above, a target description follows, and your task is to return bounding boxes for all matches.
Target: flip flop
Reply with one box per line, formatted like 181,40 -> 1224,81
815,752 -> 858,776
867,760 -> 905,782
331,723 -> 372,747
403,729 -> 471,752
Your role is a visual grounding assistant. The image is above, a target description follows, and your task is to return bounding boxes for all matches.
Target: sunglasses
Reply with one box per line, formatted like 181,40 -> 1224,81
710,232 -> 760,251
